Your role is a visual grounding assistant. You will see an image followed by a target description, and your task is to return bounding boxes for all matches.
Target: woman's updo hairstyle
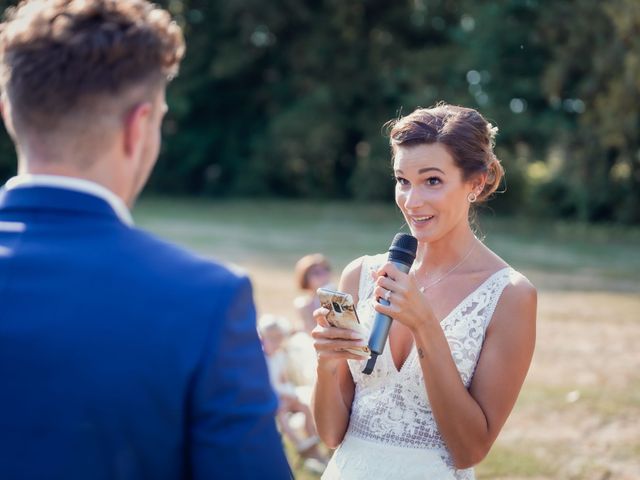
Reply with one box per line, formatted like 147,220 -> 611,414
386,103 -> 504,202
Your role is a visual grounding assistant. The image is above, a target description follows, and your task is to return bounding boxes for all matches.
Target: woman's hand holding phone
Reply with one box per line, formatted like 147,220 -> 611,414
311,306 -> 370,371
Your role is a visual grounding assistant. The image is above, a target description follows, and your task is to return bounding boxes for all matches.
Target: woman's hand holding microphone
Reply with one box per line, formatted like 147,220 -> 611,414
372,262 -> 437,334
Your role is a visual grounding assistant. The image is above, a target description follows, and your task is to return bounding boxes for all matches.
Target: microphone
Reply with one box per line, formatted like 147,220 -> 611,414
363,233 -> 418,375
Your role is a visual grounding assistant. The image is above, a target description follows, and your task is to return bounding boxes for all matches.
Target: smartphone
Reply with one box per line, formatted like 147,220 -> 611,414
317,287 -> 370,357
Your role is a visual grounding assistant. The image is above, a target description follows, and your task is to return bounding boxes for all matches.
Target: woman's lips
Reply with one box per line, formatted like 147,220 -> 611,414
409,214 -> 435,226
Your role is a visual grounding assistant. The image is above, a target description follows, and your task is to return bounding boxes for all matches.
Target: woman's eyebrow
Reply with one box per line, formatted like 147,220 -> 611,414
418,167 -> 445,174
394,167 -> 446,174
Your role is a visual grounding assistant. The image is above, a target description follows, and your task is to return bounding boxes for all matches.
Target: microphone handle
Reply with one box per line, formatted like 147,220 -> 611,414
367,259 -> 413,355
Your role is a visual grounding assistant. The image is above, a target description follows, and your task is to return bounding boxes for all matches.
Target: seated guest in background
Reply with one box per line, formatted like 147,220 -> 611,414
0,1 -> 290,479
293,253 -> 334,334
258,315 -> 329,473
288,253 -> 334,387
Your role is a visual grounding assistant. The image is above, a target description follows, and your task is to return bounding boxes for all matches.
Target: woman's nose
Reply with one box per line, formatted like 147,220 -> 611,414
404,186 -> 424,209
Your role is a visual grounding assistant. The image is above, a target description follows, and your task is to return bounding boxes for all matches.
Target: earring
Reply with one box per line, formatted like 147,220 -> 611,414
467,191 -> 478,203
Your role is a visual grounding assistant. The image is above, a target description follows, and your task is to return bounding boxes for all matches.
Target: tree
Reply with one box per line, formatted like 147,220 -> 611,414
0,0 -> 638,223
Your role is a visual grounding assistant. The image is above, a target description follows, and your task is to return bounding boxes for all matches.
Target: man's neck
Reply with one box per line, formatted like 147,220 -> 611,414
5,173 -> 135,226
18,159 -> 130,207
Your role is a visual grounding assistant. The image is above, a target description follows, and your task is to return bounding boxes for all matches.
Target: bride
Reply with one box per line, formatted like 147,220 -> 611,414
311,103 -> 537,479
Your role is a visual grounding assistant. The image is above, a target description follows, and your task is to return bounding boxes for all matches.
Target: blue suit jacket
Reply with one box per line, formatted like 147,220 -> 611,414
0,186 -> 291,480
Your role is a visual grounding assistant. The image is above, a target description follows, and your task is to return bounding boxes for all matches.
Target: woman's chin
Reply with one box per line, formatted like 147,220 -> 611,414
407,223 -> 437,242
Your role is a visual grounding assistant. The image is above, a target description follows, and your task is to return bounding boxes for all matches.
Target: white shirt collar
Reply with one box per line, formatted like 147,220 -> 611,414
4,174 -> 134,226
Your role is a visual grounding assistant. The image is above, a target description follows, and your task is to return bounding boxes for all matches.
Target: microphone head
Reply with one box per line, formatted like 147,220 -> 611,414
388,233 -> 418,267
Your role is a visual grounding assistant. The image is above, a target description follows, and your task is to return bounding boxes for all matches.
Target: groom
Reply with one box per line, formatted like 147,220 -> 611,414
0,1 -> 290,479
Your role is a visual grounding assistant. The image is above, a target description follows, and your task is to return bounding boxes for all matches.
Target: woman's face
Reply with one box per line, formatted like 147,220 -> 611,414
306,264 -> 331,291
394,143 -> 478,244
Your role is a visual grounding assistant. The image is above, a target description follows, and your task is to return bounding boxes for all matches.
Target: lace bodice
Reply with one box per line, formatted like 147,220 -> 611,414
343,254 -> 513,477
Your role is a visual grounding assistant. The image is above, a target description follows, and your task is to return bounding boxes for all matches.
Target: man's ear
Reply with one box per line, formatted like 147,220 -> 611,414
0,94 -> 18,141
123,101 -> 152,160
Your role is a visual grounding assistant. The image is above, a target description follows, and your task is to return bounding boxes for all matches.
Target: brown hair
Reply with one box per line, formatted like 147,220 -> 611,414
295,253 -> 331,291
386,103 -> 504,202
0,0 -> 185,133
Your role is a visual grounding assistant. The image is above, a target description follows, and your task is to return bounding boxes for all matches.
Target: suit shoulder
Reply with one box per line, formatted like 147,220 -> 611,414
121,227 -> 248,288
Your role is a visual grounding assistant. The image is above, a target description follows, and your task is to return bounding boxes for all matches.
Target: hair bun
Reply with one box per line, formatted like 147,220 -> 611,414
479,157 -> 504,201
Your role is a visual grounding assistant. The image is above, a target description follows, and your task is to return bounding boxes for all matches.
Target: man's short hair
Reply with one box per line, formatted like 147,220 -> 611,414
0,0 -> 185,133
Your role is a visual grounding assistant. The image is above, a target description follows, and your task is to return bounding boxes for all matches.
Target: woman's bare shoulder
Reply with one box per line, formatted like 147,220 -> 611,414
504,267 -> 537,303
339,252 -> 388,298
490,268 -> 537,334
478,243 -> 536,299
339,256 -> 367,300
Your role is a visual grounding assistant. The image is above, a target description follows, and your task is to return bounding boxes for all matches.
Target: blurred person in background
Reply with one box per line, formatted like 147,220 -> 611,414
311,104 -> 537,479
0,1 -> 290,479
258,315 -> 329,473
287,253 -> 335,389
293,253 -> 334,334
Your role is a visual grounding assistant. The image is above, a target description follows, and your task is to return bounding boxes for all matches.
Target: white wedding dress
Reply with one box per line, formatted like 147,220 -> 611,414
322,254 -> 515,480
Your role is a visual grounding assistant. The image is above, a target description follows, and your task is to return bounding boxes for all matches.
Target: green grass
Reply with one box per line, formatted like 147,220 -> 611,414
135,196 -> 640,288
476,444 -> 555,478
515,381 -> 640,420
134,197 -> 403,266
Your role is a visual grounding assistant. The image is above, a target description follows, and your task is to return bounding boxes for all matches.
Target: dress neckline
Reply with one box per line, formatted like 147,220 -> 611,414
434,266 -> 511,325
386,266 -> 511,374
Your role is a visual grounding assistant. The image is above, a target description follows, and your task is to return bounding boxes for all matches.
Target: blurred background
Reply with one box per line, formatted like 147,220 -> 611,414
1,0 -> 639,223
1,0 -> 638,479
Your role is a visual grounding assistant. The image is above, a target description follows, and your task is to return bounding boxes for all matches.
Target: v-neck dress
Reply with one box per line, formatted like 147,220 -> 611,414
322,254 -> 515,480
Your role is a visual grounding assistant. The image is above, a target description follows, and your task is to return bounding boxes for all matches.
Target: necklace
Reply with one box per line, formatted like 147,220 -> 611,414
416,240 -> 477,293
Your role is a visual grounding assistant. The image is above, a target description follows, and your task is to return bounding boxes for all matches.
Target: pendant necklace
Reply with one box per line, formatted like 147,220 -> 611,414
417,240 -> 477,293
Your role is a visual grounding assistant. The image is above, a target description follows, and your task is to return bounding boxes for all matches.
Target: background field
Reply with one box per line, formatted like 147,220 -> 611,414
135,197 -> 640,480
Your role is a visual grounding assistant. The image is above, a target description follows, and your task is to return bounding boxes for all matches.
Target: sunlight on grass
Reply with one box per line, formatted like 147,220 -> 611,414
477,444 -> 554,478
135,197 -> 640,288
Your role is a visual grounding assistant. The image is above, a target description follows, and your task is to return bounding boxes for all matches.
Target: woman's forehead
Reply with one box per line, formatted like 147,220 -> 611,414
393,143 -> 455,172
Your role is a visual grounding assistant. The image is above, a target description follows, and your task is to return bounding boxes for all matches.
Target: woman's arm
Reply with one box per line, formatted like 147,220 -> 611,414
418,275 -> 536,467
375,266 -> 536,468
311,257 -> 367,449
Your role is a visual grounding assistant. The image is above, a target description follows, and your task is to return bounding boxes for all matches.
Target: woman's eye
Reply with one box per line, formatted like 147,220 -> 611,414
395,176 -> 409,186
426,177 -> 441,186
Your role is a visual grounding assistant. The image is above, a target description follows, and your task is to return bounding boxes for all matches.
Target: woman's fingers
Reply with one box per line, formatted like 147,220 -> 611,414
373,300 -> 397,316
374,285 -> 393,302
315,338 -> 370,360
374,266 -> 410,294
375,275 -> 396,291
375,262 -> 403,280
311,324 -> 365,341
314,337 -> 368,352
317,351 -> 370,361
311,323 -> 369,362
374,283 -> 409,305
312,306 -> 331,328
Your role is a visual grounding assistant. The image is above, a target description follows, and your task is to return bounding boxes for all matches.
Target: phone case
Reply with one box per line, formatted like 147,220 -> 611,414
317,287 -> 370,357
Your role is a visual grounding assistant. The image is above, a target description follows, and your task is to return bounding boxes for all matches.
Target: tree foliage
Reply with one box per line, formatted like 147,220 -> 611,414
0,0 -> 638,223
